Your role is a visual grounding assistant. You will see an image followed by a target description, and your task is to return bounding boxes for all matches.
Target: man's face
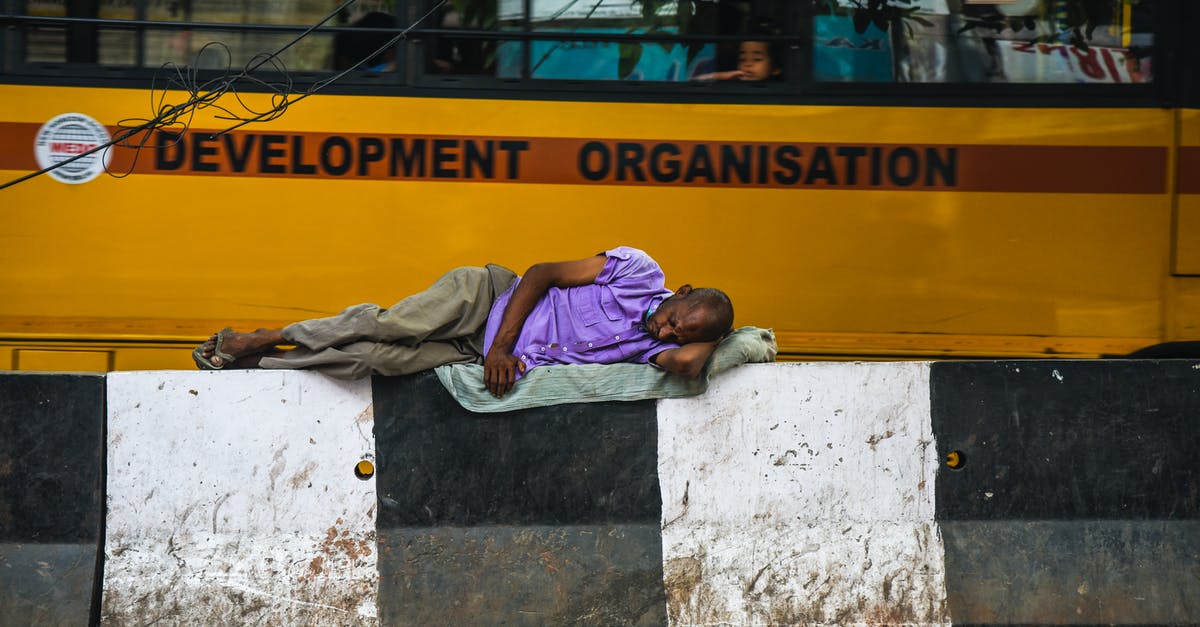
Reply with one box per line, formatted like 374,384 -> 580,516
737,41 -> 777,81
645,295 -> 712,345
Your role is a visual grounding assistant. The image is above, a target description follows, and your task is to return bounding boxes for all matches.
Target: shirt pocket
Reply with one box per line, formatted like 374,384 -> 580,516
572,285 -> 604,327
598,286 -> 625,322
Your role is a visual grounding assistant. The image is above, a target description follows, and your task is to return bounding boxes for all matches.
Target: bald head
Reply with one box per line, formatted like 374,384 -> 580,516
683,287 -> 734,342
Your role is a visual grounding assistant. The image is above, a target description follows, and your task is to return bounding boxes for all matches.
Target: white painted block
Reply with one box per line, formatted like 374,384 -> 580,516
103,370 -> 377,625
658,363 -> 947,625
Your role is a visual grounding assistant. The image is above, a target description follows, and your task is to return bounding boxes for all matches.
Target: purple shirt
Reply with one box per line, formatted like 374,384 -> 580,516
483,246 -> 679,377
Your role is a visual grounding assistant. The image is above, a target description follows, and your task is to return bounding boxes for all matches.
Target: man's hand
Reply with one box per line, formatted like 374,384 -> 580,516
484,346 -> 526,398
652,340 -> 720,379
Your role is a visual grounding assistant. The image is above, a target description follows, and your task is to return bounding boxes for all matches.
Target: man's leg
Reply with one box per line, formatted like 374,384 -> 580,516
259,338 -> 480,379
282,265 -> 515,352
198,264 -> 516,374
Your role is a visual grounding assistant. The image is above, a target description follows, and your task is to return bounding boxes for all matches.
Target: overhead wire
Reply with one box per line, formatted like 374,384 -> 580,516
1,0 -> 448,190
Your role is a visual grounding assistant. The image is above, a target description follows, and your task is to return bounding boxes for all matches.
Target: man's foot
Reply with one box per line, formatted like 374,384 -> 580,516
222,349 -> 287,370
198,328 -> 285,368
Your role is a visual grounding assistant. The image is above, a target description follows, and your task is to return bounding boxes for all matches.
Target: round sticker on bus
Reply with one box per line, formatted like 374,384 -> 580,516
34,113 -> 112,184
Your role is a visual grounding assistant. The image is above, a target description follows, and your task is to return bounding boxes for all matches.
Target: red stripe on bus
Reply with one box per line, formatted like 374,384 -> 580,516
1180,147 -> 1200,194
0,122 -> 1169,194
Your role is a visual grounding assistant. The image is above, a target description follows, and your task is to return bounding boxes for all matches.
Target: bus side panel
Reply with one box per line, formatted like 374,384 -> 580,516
1169,109 -> 1200,339
1175,110 -> 1200,275
0,86 -> 1178,363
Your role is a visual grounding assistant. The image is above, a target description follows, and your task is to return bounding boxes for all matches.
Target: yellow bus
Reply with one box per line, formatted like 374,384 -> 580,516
1,0 -> 1196,372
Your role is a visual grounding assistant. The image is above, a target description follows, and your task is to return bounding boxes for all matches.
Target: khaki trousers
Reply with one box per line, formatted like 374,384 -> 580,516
258,264 -> 517,379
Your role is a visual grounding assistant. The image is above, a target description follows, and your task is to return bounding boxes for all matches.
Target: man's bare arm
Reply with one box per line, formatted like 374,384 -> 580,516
484,254 -> 608,397
651,340 -> 720,379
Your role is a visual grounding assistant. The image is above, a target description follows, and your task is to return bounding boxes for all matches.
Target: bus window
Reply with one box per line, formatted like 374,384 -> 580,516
690,2 -> 790,83
333,11 -> 398,72
15,0 -> 341,71
812,1 -> 895,82
814,0 -> 1154,84
139,0 -> 337,71
422,1 -> 498,75
21,0 -> 137,65
493,0 -> 706,80
484,0 -> 789,81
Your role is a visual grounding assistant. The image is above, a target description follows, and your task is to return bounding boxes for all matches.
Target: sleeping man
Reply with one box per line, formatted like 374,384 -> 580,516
194,246 -> 734,398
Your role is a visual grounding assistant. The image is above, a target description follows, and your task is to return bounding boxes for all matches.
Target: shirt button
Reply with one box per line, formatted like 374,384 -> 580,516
615,335 -> 621,340
587,342 -> 593,347
540,347 -> 546,352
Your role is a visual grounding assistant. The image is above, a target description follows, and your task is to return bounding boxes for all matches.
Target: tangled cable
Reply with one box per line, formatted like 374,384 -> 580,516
1,0 -> 446,190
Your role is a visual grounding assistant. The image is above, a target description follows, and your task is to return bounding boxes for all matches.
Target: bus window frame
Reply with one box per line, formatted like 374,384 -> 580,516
0,0 -> 1184,109
1172,1 -> 1199,108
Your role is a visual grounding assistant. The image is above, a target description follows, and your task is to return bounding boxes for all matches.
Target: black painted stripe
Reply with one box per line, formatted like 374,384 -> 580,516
0,372 -> 104,626
372,372 -> 667,625
932,360 -> 1200,625
931,360 -> 1200,521
941,520 -> 1200,625
372,372 -> 662,526
0,373 -> 105,541
378,526 -> 667,626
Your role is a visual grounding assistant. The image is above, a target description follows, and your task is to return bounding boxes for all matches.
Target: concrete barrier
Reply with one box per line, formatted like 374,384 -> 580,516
658,360 -> 1200,624
103,371 -> 377,624
658,363 -> 945,624
1,361 -> 1196,625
